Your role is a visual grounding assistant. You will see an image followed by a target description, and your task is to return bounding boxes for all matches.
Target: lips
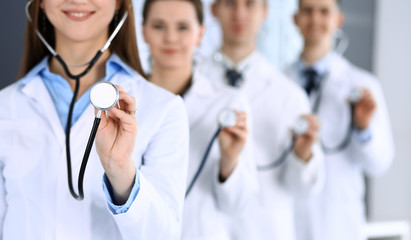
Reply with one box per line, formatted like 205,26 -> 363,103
232,25 -> 246,33
163,49 -> 178,55
63,10 -> 94,21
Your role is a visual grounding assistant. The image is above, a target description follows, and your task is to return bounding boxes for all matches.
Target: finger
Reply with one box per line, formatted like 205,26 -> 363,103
302,115 -> 321,131
234,118 -> 247,129
116,93 -> 137,117
221,126 -> 248,140
107,107 -> 138,130
235,112 -> 247,122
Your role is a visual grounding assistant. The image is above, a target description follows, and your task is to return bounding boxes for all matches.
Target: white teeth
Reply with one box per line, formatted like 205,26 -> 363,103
69,12 -> 88,18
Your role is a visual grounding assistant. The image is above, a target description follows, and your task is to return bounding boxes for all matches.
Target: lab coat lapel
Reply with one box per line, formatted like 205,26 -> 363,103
241,54 -> 273,103
20,76 -> 65,148
184,72 -> 218,130
285,62 -> 301,85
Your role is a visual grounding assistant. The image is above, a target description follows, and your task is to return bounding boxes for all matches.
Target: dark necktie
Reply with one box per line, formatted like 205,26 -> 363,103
225,69 -> 242,87
303,68 -> 319,96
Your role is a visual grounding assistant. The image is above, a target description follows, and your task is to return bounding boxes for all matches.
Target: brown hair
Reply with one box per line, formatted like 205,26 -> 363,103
18,0 -> 145,79
142,0 -> 204,25
298,0 -> 341,8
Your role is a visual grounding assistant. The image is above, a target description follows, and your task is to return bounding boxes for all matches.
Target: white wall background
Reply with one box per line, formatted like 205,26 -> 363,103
370,0 -> 411,222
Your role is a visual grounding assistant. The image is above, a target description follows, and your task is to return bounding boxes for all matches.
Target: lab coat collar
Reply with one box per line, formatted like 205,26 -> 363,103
296,51 -> 334,77
184,70 -> 221,129
216,49 -> 259,73
17,53 -> 137,87
239,52 -> 276,101
19,75 -> 66,148
291,51 -> 350,84
185,69 -> 216,97
326,52 -> 351,82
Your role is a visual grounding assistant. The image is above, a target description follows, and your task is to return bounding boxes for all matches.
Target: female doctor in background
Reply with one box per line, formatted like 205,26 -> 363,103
142,0 -> 258,239
0,0 -> 189,239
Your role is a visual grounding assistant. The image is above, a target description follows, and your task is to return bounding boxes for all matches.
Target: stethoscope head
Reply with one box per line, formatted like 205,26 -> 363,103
90,81 -> 119,116
349,87 -> 363,103
218,109 -> 237,128
294,117 -> 309,136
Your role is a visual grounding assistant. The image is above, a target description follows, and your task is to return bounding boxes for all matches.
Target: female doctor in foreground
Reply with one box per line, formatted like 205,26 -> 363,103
142,0 -> 258,239
0,0 -> 189,239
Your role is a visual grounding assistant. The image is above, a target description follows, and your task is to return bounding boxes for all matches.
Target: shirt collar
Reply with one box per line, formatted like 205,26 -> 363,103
18,53 -> 137,86
297,51 -> 336,77
218,49 -> 259,73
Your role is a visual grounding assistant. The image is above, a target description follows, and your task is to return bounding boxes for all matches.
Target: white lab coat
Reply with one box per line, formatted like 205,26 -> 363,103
284,52 -> 395,240
0,69 -> 189,240
197,51 -> 324,240
181,70 -> 258,240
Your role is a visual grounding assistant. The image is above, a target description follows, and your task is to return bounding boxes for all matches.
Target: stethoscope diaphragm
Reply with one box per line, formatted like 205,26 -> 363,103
90,81 -> 119,117
218,109 -> 237,128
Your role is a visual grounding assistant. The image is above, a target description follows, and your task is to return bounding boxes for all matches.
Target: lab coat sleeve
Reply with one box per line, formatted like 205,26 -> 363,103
213,93 -> 259,214
282,89 -> 325,197
213,141 -> 258,214
109,96 -> 189,240
349,78 -> 394,176
283,144 -> 325,197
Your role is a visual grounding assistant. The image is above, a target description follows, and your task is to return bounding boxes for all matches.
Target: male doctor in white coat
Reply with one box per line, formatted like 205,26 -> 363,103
197,0 -> 325,239
284,0 -> 395,239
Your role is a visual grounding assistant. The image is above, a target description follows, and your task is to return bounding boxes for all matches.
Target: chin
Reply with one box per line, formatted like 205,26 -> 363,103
158,61 -> 186,70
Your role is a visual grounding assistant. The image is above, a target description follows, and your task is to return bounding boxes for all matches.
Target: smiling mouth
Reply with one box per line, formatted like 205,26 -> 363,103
70,12 -> 89,17
64,11 -> 94,21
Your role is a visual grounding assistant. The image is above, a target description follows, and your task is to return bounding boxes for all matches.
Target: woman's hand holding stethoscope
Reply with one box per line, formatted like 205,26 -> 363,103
293,115 -> 320,162
218,111 -> 248,182
353,88 -> 376,131
94,85 -> 138,205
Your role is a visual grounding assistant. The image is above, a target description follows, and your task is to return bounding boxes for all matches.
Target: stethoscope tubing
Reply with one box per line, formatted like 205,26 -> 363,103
185,127 -> 223,198
256,135 -> 298,171
311,76 -> 356,154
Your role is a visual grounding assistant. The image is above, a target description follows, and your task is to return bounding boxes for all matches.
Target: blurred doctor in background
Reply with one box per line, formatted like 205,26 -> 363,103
285,0 -> 395,239
197,0 -> 325,239
142,0 -> 258,239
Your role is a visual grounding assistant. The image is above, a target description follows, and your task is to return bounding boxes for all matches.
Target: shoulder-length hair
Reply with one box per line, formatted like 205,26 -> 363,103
18,0 -> 145,79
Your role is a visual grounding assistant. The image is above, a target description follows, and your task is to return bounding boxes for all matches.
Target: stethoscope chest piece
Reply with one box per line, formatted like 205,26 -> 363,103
349,88 -> 363,103
294,117 -> 309,136
90,81 -> 119,116
218,109 -> 237,128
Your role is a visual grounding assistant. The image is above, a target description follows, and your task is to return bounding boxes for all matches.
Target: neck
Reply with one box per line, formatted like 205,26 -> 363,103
50,38 -> 110,98
301,40 -> 332,65
149,63 -> 192,95
221,40 -> 256,65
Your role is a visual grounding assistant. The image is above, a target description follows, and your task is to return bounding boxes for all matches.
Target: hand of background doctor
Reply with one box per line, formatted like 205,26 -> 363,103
293,115 -> 320,163
354,89 -> 376,130
218,111 -> 248,182
95,85 -> 138,205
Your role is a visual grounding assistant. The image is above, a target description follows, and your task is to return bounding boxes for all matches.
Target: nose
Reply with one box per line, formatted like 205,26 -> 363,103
310,10 -> 322,25
164,28 -> 178,43
232,3 -> 247,22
